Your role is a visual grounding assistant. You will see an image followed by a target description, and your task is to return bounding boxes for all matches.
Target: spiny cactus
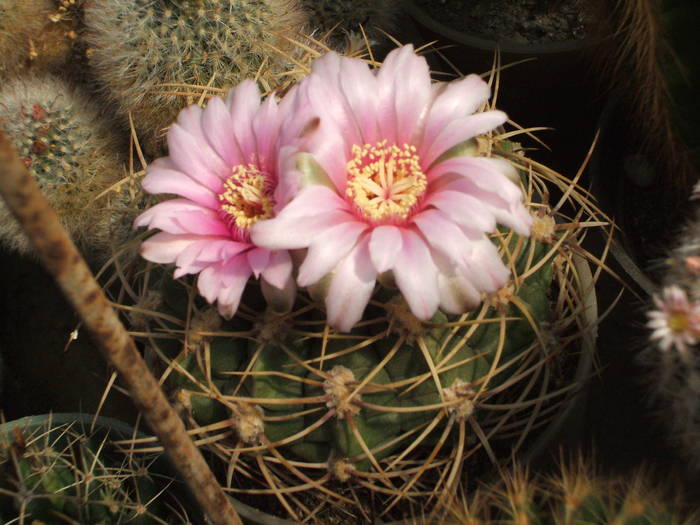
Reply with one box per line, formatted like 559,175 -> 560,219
0,0 -> 83,76
119,136 -> 609,522
84,0 -> 309,154
437,459 -> 696,524
644,196 -> 700,471
0,414 -> 196,524
301,0 -> 401,45
0,74 -> 132,260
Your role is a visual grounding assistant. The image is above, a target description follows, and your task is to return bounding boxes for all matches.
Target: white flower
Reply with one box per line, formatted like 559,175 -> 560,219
647,285 -> 700,356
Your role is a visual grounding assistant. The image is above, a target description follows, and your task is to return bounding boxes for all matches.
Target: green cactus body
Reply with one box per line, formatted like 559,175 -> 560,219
0,415 -> 195,524
0,74 -> 132,260
125,139 -> 606,521
84,0 -> 308,153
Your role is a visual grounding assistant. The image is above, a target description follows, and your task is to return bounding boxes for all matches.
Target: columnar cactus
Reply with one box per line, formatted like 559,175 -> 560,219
84,0 -> 309,153
0,74 -> 131,260
0,415 -> 195,524
645,196 -> 700,471
438,460 -> 696,524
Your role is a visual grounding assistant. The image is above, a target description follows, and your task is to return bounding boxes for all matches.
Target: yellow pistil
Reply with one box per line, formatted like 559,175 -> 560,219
219,163 -> 274,232
346,140 -> 427,223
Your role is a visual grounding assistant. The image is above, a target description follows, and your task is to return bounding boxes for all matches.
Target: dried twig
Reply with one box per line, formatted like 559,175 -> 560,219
0,130 -> 243,525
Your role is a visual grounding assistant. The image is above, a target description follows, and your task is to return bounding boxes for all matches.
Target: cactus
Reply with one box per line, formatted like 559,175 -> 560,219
301,0 -> 401,45
0,0 -> 83,76
0,74 -> 132,261
84,0 -> 309,154
119,134 -> 609,522
0,414 -> 197,524
644,198 -> 700,471
436,459 -> 696,524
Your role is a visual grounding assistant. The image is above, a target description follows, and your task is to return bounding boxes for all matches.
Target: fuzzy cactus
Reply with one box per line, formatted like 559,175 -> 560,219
0,74 -> 132,260
0,414 -> 196,524
437,459 -> 696,524
644,196 -> 700,471
84,0 -> 309,154
0,0 -> 83,76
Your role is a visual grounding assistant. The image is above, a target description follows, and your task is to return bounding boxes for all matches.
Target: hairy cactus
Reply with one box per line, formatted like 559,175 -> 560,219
644,197 -> 700,471
437,459 -> 696,524
0,74 -> 132,260
84,0 -> 308,153
0,0 -> 83,76
301,0 -> 401,45
119,138 -> 608,522
0,414 -> 196,524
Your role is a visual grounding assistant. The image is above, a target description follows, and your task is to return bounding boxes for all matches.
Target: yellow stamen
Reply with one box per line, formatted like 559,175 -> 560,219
346,140 -> 427,223
668,311 -> 690,333
219,163 -> 274,231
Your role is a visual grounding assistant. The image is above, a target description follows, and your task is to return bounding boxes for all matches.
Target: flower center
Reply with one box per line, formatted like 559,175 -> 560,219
218,163 -> 274,240
668,311 -> 691,333
345,140 -> 427,223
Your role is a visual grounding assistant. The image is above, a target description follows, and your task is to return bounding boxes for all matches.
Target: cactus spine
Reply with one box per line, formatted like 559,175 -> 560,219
0,415 -> 195,524
438,460 -> 696,524
84,0 -> 309,153
0,74 -> 131,260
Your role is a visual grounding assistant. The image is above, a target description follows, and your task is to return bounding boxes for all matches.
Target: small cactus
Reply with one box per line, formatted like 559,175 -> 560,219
0,414 -> 196,524
0,74 -> 132,260
0,0 -> 83,76
84,0 -> 309,153
438,459 -> 696,524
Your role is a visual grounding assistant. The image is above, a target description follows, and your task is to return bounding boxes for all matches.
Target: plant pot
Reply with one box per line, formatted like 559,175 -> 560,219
403,0 -> 602,179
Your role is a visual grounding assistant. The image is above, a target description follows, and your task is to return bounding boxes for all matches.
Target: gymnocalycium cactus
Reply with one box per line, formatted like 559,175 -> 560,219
0,74 -> 132,260
121,45 -> 609,521
0,414 -> 196,524
84,0 -> 309,154
438,459 -> 696,524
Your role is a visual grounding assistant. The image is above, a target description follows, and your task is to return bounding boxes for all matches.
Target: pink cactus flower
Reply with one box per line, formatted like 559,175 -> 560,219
134,80 -> 307,318
252,45 -> 532,332
648,285 -> 700,356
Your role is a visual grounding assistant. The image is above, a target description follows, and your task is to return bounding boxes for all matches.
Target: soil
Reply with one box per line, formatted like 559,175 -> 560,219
414,0 -> 592,44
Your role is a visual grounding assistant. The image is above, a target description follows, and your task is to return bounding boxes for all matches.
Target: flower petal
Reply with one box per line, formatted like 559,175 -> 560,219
261,273 -> 296,314
393,229 -> 439,320
421,74 -> 491,146
134,199 -> 230,236
197,254 -> 251,318
412,209 -> 472,267
247,247 -> 271,278
225,79 -> 261,153
174,239 -> 250,278
139,232 -> 203,264
326,235 -> 377,332
426,189 -> 497,233
376,44 -> 432,145
261,250 -> 294,290
142,158 -> 220,209
168,123 -> 226,189
369,225 -> 403,273
420,111 -> 507,168
172,105 -> 230,175
201,96 -> 244,167
297,220 -> 368,286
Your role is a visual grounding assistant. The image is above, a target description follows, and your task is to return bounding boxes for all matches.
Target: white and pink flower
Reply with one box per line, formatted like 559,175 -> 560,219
252,45 -> 532,331
134,80 -> 308,318
648,285 -> 700,355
